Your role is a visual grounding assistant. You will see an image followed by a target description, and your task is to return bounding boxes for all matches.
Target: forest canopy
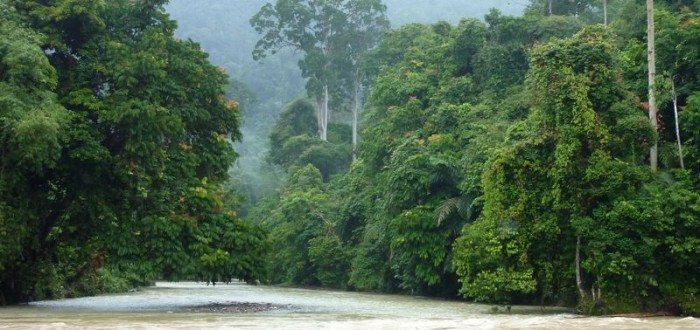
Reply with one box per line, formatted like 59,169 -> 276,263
1,0 -> 700,317
239,0 -> 700,316
0,0 -> 267,304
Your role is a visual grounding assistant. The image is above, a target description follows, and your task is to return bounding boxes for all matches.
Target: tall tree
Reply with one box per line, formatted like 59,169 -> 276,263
0,0 -> 268,304
343,0 -> 389,159
604,0 -> 608,26
647,0 -> 658,171
251,0 -> 388,141
0,3 -> 72,303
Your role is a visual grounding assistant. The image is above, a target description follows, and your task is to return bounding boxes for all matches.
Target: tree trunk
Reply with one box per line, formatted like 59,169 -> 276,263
352,68 -> 360,161
319,26 -> 332,142
316,98 -> 325,141
603,0 -> 608,27
317,85 -> 329,141
647,0 -> 658,172
672,79 -> 685,169
576,236 -> 586,299
548,0 -> 553,16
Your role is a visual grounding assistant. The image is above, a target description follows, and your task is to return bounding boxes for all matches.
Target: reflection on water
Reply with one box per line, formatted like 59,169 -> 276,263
0,282 -> 697,329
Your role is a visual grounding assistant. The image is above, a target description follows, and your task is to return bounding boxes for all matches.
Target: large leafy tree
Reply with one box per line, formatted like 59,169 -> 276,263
0,0 -> 267,304
251,0 -> 389,141
0,2 -> 72,303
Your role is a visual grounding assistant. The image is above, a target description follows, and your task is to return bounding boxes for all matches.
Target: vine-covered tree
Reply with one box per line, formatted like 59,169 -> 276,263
453,26 -> 660,310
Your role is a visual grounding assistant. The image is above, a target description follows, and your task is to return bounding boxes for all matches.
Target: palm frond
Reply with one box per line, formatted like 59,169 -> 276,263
434,195 -> 473,226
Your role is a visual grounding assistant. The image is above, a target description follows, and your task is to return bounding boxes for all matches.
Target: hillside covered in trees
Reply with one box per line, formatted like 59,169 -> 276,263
1,0 -> 699,317
238,0 -> 700,316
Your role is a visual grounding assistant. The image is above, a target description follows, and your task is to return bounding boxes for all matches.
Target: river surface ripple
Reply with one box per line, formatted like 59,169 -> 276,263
0,282 -> 698,329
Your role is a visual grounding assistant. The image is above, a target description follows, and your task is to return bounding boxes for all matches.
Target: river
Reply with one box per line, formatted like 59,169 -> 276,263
0,282 -> 697,329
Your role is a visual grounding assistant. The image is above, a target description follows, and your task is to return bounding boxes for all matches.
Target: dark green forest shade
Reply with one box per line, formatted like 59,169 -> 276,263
245,0 -> 700,317
0,0 -> 268,304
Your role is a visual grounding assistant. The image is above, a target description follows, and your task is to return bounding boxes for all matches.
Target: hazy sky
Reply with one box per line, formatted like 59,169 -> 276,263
383,0 -> 526,26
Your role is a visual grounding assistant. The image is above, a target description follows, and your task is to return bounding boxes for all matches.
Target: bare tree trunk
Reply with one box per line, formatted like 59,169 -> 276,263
604,0 -> 608,27
647,0 -> 658,172
322,85 -> 329,141
352,68 -> 360,161
672,79 -> 685,169
316,88 -> 329,141
576,236 -> 586,299
548,0 -> 553,16
316,98 -> 325,140
319,26 -> 332,142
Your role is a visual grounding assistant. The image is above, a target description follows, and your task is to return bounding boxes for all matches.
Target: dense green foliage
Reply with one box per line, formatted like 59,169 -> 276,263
247,0 -> 700,317
164,0 -> 531,213
0,0 -> 267,304
3,0 -> 700,317
272,100 -> 352,179
455,25 -> 655,307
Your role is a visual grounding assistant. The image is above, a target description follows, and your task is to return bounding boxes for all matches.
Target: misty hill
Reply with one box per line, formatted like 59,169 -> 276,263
164,0 -> 529,204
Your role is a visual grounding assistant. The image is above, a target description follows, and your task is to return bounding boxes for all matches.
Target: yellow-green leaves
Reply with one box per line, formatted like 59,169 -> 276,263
0,15 -> 69,172
453,26 -> 656,306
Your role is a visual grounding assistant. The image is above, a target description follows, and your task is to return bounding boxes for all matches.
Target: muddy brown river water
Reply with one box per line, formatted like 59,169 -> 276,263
0,282 -> 697,329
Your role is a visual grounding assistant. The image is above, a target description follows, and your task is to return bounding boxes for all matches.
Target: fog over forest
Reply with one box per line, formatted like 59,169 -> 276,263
165,0 -> 527,203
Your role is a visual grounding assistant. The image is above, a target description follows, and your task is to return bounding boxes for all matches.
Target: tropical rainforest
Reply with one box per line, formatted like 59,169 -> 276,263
1,0 -> 699,317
